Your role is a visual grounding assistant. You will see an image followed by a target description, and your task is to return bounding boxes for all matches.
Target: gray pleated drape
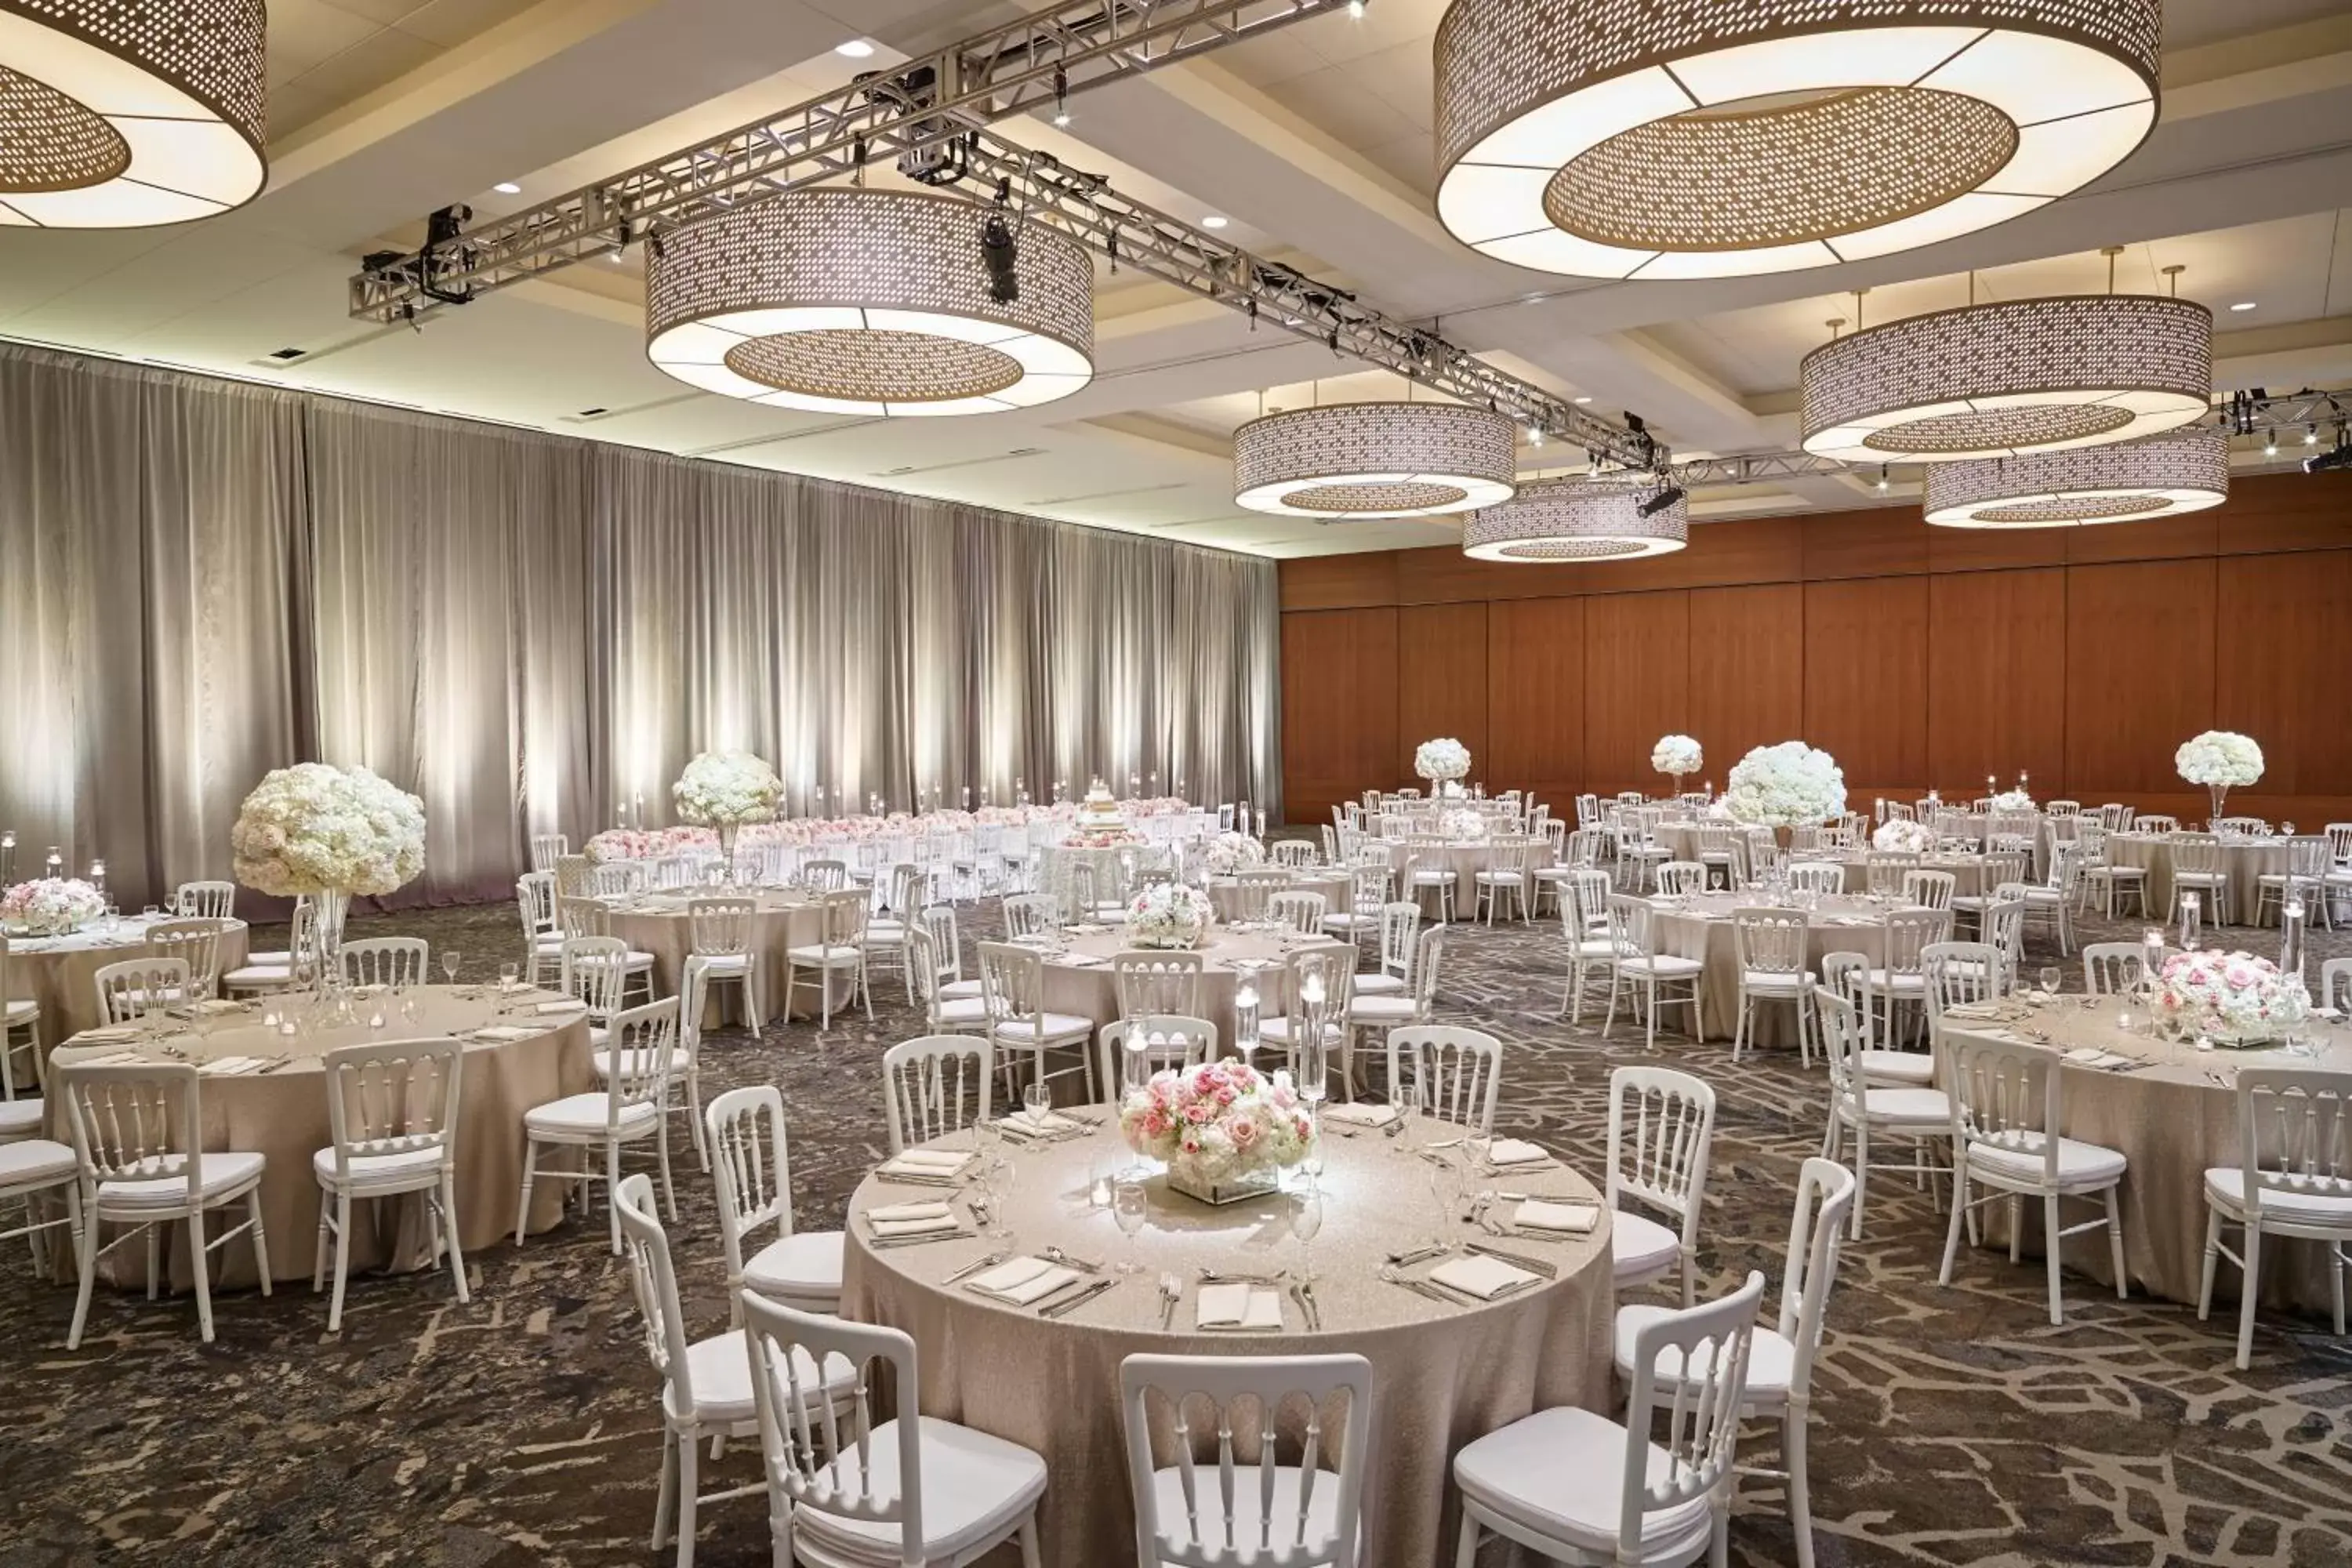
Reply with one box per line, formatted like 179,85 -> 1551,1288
0,343 -> 1280,909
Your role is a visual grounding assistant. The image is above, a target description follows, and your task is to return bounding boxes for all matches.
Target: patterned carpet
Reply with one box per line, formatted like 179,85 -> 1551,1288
5,890 -> 2350,1568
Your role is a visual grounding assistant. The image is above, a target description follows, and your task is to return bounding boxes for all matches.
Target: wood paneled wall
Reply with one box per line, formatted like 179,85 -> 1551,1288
1278,473 -> 2352,826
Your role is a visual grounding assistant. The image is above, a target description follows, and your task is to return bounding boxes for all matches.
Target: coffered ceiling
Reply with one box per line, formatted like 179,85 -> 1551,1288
2,0 -> 2349,556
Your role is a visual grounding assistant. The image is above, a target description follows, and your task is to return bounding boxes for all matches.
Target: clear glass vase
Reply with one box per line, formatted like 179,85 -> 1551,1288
716,821 -> 741,885
2207,783 -> 2229,832
310,887 -> 351,1021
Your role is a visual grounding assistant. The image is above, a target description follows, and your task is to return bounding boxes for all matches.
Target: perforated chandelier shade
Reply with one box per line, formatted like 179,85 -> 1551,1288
1800,295 -> 2211,464
1232,401 -> 1517,517
1433,0 -> 2160,278
0,0 -> 267,227
1923,428 -> 2229,528
1461,479 -> 1687,561
646,188 -> 1094,416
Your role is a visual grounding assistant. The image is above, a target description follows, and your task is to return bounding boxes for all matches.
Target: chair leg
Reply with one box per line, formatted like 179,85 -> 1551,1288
652,1426 -> 678,1552
1018,1517 -> 1043,1568
2103,1187 -> 2127,1300
1785,1399 -> 1817,1568
1454,1514 -> 1481,1568
441,1172 -> 470,1304
189,1205 -> 216,1343
67,1206 -> 100,1350
606,1138 -> 625,1255
313,1192 -> 332,1294
2043,1192 -> 2065,1327
516,1138 -> 540,1246
673,1426 -> 699,1568
2236,1223 -> 2263,1369
656,1127 -> 678,1226
328,1192 -> 354,1332
2197,1207 -> 2223,1321
145,1220 -> 160,1300
1849,1123 -> 1869,1240
1937,1166 -> 1967,1284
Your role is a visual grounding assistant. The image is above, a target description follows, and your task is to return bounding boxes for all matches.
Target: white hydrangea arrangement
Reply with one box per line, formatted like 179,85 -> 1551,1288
1414,737 -> 1472,782
672,750 -> 784,826
2176,732 -> 2264,789
1989,789 -> 2035,811
1200,832 -> 1265,877
1871,818 -> 1936,854
2153,949 -> 2308,1046
1439,807 -> 1490,840
1127,882 -> 1212,949
1723,742 -> 1846,829
0,877 -> 106,935
1120,1058 -> 1316,1190
1651,735 -> 1703,779
230,763 -> 426,897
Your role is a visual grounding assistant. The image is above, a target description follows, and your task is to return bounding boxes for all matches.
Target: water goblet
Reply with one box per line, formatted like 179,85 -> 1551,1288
1290,1183 -> 1324,1286
1023,1077 -> 1053,1124
2038,966 -> 2061,1001
1425,1150 -> 1465,1250
442,951 -> 462,987
982,1155 -> 1015,1240
1112,1174 -> 1150,1274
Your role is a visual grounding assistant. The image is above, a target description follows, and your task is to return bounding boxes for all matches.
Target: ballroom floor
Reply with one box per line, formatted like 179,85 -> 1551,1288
5,896 -> 2350,1568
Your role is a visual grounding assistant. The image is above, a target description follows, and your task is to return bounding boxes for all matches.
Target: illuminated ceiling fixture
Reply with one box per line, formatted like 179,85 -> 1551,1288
0,0 -> 267,227
1922,427 -> 2228,528
1234,401 -> 1517,517
1461,477 -> 1688,560
1802,293 -> 2211,463
1432,0 -> 2160,278
646,188 -> 1093,416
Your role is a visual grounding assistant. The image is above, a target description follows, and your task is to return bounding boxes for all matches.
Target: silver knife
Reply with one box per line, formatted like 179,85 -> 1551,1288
1465,1240 -> 1558,1278
942,1250 -> 1007,1285
1040,1277 -> 1118,1318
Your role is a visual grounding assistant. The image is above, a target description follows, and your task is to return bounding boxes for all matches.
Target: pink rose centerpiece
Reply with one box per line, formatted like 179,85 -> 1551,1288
2151,949 -> 2309,1047
1120,1058 -> 1317,1204
0,877 -> 106,936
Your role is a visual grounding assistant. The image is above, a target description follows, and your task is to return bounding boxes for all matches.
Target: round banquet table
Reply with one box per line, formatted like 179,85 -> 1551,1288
1831,852 -> 1995,898
1650,891 -> 1900,1044
46,985 -> 593,1291
2101,833 -> 2287,927
8,914 -> 252,1052
1036,924 -> 1315,1048
841,1117 -> 1613,1568
1938,996 -> 2352,1311
1204,869 -> 1350,924
604,887 -> 837,1025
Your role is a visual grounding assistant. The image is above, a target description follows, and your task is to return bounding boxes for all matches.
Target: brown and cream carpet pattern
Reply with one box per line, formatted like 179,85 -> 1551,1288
4,891 -> 2350,1567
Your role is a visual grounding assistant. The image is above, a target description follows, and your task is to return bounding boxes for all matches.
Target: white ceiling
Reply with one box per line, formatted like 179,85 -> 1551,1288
2,0 -> 2350,556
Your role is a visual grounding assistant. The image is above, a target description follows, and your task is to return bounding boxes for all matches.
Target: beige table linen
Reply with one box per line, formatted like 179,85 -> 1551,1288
48,985 -> 593,1291
1831,853 -> 1993,898
1035,924 -> 1314,1050
1205,870 -> 1350,924
606,890 -> 841,1024
840,1116 -> 1613,1568
2103,835 -> 2286,927
1651,891 -> 1897,1044
9,916 -> 251,1051
1940,997 -> 2350,1311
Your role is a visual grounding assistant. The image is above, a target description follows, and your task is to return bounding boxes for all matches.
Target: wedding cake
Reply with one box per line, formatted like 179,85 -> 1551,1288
1078,783 -> 1125,829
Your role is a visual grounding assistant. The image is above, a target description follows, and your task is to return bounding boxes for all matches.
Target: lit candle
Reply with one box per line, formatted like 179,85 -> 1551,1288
1301,972 -> 1325,1006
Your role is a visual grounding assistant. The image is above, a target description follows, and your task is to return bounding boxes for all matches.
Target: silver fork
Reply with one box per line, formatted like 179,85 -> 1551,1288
1158,1271 -> 1183,1330
1044,1245 -> 1103,1274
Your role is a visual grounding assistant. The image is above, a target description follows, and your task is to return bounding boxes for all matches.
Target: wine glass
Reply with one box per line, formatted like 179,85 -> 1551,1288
441,950 -> 462,987
1290,1183 -> 1324,1286
1112,1174 -> 1149,1274
2038,966 -> 2061,1001
1022,1077 -> 1053,1125
981,1154 -> 1015,1240
1425,1149 -> 1464,1250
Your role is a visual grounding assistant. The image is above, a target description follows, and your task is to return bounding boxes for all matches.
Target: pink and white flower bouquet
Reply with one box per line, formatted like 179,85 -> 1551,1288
1120,1058 -> 1316,1192
1200,831 -> 1265,876
2152,949 -> 2309,1047
1127,882 -> 1210,949
0,877 -> 106,935
1871,818 -> 1936,855
231,762 -> 425,897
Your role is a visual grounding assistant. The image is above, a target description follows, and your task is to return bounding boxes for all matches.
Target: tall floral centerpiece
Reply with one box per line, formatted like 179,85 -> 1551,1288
1872,818 -> 1936,855
0,877 -> 106,937
1652,734 -> 1703,797
231,762 -> 426,995
1120,1058 -> 1316,1204
672,750 -> 784,882
2176,731 -> 2263,829
1414,737 -> 1472,797
1127,883 -> 1211,950
1726,742 -> 1846,893
2152,949 -> 2308,1047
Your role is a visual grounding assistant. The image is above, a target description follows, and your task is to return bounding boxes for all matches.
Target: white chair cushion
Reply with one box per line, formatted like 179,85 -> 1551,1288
0,1098 -> 42,1138
1145,1463 -> 1344,1554
2203,1167 -> 2352,1225
1618,956 -> 1702,978
223,965 -> 294,988
1473,870 -> 1523,885
689,952 -> 750,974
523,1094 -> 661,1137
1258,1017 -> 1345,1044
786,945 -> 864,964
1613,1305 -> 1795,1406
3,997 -> 37,1025
313,1142 -> 446,1192
991,1013 -> 1094,1043
1346,996 -> 1418,1022
793,1415 -> 1049,1564
1864,971 -> 1926,993
1740,967 -> 1813,991
1610,1207 -> 1681,1284
245,949 -> 293,966
1966,1133 -> 2126,1189
938,978 -> 982,1000
97,1149 -> 266,1209
865,923 -> 907,945
0,1137 -> 76,1189
1411,870 -> 1457,885
1570,938 -> 1616,958
592,1047 -> 691,1081
932,997 -> 989,1026
670,1326 -> 858,1425
743,1229 -> 847,1301
1352,972 -> 1405,995
1857,1050 -> 1935,1086
529,934 -> 566,954
1452,1406 -> 1714,1561
1859,1087 -> 1951,1123
574,950 -> 655,970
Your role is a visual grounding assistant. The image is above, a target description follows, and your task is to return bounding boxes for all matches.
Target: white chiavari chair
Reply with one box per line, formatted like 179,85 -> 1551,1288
2255,836 -> 2334,928
782,887 -> 872,1030
528,833 -> 568,873
706,1083 -> 843,1319
224,898 -> 314,996
514,873 -> 564,986
1322,863 -> 1390,949
1862,906 -> 1948,1052
1098,1015 -> 1214,1102
1900,869 -> 1956,913
1472,835 -> 1534,924
1732,907 -> 1814,1065
1606,1064 -> 1715,1306
1385,1024 -> 1499,1134
1557,869 -> 1617,1024
978,941 -> 1095,1102
1653,861 -> 1707,897
517,996 -> 678,1254
93,956 -> 191,1025
312,1037 -> 465,1331
685,896 -> 760,1034
339,936 -> 430,989
2198,1067 -> 2352,1368
1266,889 -> 1329,935
2020,844 -> 2082,956
1110,949 -> 1204,1019
172,880 -> 236,920
1602,896 -> 1704,1048
1814,985 -> 1950,1240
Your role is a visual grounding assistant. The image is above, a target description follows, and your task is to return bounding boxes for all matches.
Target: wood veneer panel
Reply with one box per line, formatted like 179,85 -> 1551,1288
2213,472 -> 2352,556
1801,507 -> 1928,581
2063,559 -> 2216,798
1486,597 -> 1585,800
1688,583 -> 1802,783
1803,576 -> 1927,793
2214,550 -> 2352,797
1927,524 -> 2068,575
1928,568 -> 2066,795
1584,590 -> 1689,793
2063,511 -> 2219,564
1278,552 -> 1399,611
1279,607 -> 1396,822
1395,602 -> 1490,782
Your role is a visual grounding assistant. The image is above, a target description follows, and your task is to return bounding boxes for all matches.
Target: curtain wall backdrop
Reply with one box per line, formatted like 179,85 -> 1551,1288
0,343 -> 1281,908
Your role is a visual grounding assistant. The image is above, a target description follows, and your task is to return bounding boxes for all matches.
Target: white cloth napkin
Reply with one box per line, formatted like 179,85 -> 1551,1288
1322,1103 -> 1399,1128
1431,1254 -> 1540,1300
1486,1138 -> 1552,1167
880,1149 -> 973,1179
1057,953 -> 1106,967
1004,1109 -> 1078,1137
869,1200 -> 960,1237
71,1049 -> 144,1065
1196,1283 -> 1283,1330
72,1027 -> 140,1045
2063,1047 -> 2135,1070
968,1256 -> 1078,1304
199,1056 -> 268,1076
1515,1200 -> 1599,1235
472,1025 -> 534,1043
534,999 -> 587,1014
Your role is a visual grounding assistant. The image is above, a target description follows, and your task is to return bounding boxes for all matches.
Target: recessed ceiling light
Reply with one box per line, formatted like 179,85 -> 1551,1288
1202,214 -> 1229,230
494,181 -> 521,195
2230,301 -> 2257,312
835,39 -> 875,58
